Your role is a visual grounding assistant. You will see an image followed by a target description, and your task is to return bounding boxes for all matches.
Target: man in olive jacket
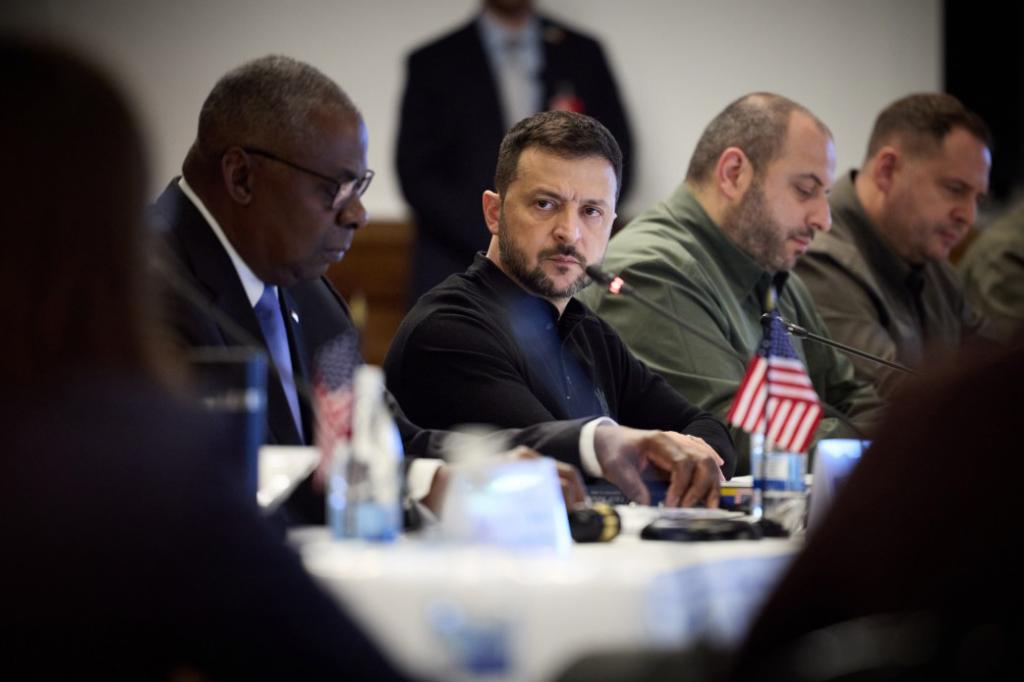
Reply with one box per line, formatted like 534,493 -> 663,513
581,93 -> 885,472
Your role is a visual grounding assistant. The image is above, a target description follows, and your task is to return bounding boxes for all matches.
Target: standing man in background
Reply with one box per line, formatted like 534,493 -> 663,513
795,93 -> 996,397
397,0 -> 633,305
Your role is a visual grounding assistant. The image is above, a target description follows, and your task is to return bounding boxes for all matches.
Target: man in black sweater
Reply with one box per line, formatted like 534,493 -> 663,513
386,112 -> 735,506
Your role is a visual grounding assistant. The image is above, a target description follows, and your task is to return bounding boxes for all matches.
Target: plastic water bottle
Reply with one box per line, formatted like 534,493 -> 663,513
327,365 -> 403,541
751,433 -> 808,534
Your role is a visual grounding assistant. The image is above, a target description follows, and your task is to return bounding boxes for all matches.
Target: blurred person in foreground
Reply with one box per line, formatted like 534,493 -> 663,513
0,37 -> 408,681
729,339 -> 1021,678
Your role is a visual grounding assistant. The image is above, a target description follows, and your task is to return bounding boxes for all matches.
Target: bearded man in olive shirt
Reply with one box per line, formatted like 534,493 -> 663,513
794,93 -> 996,398
581,94 -> 885,472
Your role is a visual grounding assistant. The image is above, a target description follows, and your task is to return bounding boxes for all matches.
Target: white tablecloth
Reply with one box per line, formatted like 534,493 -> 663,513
291,526 -> 798,682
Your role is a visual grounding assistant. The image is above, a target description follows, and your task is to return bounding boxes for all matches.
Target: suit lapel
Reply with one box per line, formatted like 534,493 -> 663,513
155,182 -> 304,446
539,17 -> 566,106
461,19 -> 506,136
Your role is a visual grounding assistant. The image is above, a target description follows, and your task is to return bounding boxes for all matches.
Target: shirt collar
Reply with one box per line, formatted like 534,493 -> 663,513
478,10 -> 541,55
178,176 -> 269,307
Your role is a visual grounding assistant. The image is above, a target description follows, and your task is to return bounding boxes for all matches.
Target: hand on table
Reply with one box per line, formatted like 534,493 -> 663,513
594,425 -> 723,507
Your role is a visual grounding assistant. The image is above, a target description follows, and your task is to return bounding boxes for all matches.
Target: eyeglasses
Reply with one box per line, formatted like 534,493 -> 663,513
242,146 -> 374,210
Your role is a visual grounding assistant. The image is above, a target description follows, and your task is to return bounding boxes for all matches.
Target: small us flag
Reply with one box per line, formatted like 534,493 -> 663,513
726,309 -> 822,454
313,333 -> 360,486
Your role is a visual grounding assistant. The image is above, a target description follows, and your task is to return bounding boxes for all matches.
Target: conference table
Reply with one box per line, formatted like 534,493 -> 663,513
289,515 -> 799,682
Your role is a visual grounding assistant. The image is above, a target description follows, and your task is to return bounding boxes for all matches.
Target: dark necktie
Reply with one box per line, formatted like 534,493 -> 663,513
254,285 -> 304,440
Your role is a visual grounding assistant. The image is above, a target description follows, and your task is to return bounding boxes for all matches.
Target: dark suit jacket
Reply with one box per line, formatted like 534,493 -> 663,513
3,374 -> 408,681
152,180 -> 345,447
397,14 -> 634,303
150,180 -> 591,471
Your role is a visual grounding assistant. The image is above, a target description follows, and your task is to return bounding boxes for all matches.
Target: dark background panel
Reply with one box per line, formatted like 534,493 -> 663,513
944,1 -> 1024,202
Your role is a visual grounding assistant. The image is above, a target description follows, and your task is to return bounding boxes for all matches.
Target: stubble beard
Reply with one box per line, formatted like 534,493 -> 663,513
887,192 -> 956,264
724,181 -> 807,273
497,212 -> 592,301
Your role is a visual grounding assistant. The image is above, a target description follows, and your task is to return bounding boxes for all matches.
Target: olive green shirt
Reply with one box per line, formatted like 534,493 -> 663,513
796,171 -> 993,398
959,201 -> 1024,344
580,184 -> 885,473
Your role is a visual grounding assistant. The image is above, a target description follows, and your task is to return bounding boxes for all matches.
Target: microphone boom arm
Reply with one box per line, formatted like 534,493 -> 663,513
585,265 -> 868,438
770,315 -> 918,376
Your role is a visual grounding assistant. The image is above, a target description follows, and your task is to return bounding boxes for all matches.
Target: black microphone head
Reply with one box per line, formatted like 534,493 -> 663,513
585,264 -> 614,285
568,502 -> 621,543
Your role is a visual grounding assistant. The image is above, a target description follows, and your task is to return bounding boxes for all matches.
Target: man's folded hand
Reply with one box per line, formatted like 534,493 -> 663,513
594,425 -> 722,507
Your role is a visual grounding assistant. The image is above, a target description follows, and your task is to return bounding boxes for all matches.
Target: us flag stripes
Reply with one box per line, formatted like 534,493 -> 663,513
726,310 -> 822,454
313,333 -> 360,485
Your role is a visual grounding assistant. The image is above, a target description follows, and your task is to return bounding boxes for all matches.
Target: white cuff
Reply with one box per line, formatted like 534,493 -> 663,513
580,417 -> 617,477
407,457 -> 444,502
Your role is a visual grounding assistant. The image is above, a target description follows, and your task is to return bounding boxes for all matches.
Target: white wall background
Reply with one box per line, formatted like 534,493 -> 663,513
3,0 -> 940,219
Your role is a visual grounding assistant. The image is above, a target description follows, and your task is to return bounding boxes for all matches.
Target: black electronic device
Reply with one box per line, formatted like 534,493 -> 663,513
641,516 -> 763,542
568,503 -> 621,543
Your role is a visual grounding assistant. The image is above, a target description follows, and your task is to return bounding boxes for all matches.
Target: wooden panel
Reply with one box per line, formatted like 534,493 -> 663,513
325,220 -> 413,365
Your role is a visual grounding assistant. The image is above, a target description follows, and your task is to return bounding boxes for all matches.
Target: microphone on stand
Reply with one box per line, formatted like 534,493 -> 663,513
763,313 -> 918,375
586,265 -> 739,362
585,265 -> 865,437
568,503 -> 621,543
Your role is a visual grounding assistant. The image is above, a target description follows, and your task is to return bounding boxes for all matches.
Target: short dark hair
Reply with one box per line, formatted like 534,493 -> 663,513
193,55 -> 360,157
865,92 -> 992,160
494,111 -> 623,199
686,93 -> 831,186
1,37 -> 163,386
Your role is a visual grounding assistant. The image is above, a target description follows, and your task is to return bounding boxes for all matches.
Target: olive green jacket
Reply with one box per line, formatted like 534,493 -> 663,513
580,184 -> 885,473
959,201 -> 1024,344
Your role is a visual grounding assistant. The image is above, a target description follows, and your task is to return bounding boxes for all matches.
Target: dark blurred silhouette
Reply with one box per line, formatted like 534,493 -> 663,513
733,340 -> 1019,679
0,36 -> 407,681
